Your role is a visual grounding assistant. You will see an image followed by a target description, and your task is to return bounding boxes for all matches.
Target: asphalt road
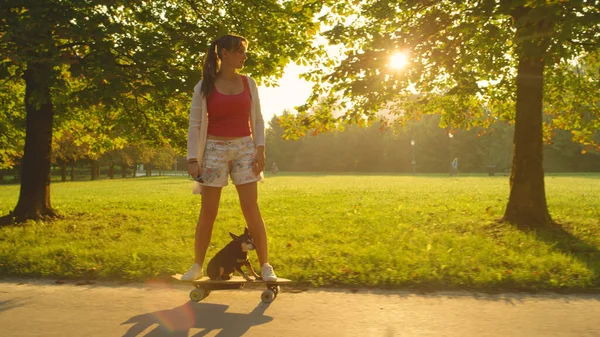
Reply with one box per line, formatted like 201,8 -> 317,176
1,278 -> 600,337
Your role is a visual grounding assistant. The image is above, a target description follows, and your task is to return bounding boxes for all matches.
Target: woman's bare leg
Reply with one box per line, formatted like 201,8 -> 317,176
194,186 -> 222,265
235,182 -> 268,266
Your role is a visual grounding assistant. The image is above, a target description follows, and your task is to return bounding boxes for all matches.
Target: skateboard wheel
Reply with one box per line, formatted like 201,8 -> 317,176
190,288 -> 207,302
261,289 -> 276,303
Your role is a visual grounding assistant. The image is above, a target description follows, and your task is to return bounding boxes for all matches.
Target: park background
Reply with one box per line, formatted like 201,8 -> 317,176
1,1 -> 599,292
2,113 -> 598,182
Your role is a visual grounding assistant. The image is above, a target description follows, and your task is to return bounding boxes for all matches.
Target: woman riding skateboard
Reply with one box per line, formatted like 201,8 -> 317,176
182,34 -> 277,282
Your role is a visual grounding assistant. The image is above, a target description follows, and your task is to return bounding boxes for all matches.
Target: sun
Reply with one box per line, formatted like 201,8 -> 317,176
389,52 -> 409,70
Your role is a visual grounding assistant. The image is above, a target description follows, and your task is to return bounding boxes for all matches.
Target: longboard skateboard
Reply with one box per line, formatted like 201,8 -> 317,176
172,274 -> 292,303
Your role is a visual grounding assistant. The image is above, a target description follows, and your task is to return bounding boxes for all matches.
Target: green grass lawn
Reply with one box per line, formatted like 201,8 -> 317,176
1,173 -> 599,292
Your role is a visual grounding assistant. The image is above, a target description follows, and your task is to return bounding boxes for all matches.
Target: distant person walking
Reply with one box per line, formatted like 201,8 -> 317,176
271,162 -> 279,175
451,157 -> 458,176
182,34 -> 277,282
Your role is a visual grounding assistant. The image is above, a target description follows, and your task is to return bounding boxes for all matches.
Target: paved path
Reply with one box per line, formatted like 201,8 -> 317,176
1,278 -> 600,336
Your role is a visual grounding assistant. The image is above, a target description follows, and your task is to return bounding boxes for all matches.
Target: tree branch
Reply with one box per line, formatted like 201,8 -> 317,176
183,0 -> 213,26
567,38 -> 598,47
57,41 -> 90,50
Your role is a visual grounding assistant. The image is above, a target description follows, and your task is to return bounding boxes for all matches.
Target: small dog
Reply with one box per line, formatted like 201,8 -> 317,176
207,228 -> 260,281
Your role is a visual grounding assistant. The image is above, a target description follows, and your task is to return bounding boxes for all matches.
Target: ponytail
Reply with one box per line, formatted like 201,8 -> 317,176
200,40 -> 219,98
199,34 -> 248,98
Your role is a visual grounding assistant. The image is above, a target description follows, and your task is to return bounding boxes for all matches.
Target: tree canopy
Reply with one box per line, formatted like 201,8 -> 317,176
288,0 -> 600,226
295,0 -> 599,136
0,0 -> 325,224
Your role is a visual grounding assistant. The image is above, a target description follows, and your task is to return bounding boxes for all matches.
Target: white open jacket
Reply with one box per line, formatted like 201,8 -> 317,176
187,75 -> 265,194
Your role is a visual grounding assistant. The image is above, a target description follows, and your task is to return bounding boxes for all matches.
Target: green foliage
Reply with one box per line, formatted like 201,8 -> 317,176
0,174 -> 598,290
151,145 -> 178,171
127,142 -> 155,167
267,115 -> 599,173
0,79 -> 25,170
293,0 -> 600,149
0,0 -> 325,169
545,50 -> 600,152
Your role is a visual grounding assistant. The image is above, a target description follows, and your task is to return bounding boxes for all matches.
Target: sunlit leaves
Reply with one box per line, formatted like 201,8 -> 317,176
0,79 -> 25,170
0,0 -> 325,169
293,0 -> 599,151
545,50 -> 600,151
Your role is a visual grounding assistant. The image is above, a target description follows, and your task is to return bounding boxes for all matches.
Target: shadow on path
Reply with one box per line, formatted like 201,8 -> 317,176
121,301 -> 272,337
0,298 -> 25,313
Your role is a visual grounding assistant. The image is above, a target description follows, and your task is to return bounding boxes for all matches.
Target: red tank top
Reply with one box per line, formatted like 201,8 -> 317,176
206,76 -> 251,137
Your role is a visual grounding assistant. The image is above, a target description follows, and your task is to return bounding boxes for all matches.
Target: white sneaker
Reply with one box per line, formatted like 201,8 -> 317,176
261,263 -> 277,282
181,263 -> 203,281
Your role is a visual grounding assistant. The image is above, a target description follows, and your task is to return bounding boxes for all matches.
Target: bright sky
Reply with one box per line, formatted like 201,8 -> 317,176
253,6 -> 413,126
256,50 -> 410,125
257,63 -> 313,125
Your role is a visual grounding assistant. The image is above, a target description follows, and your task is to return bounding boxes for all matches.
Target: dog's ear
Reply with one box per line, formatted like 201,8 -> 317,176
229,232 -> 239,240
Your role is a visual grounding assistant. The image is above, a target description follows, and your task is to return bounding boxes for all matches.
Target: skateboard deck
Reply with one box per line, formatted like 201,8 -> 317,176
172,274 -> 291,303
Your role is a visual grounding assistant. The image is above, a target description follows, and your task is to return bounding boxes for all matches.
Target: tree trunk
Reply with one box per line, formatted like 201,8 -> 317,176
60,160 -> 67,182
108,161 -> 114,179
121,159 -> 127,178
503,9 -> 552,227
133,162 -> 137,177
90,160 -> 99,180
70,162 -> 76,181
1,62 -> 57,225
13,163 -> 21,183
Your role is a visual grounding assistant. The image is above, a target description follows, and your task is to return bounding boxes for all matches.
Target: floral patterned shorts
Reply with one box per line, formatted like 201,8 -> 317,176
198,136 -> 260,187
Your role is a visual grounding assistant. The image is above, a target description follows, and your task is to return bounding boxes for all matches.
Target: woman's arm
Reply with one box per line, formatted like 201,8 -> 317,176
248,76 -> 265,175
248,77 -> 265,147
187,82 -> 203,177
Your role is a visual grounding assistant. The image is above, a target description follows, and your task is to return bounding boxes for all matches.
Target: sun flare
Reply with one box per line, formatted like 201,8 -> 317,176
389,52 -> 409,70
